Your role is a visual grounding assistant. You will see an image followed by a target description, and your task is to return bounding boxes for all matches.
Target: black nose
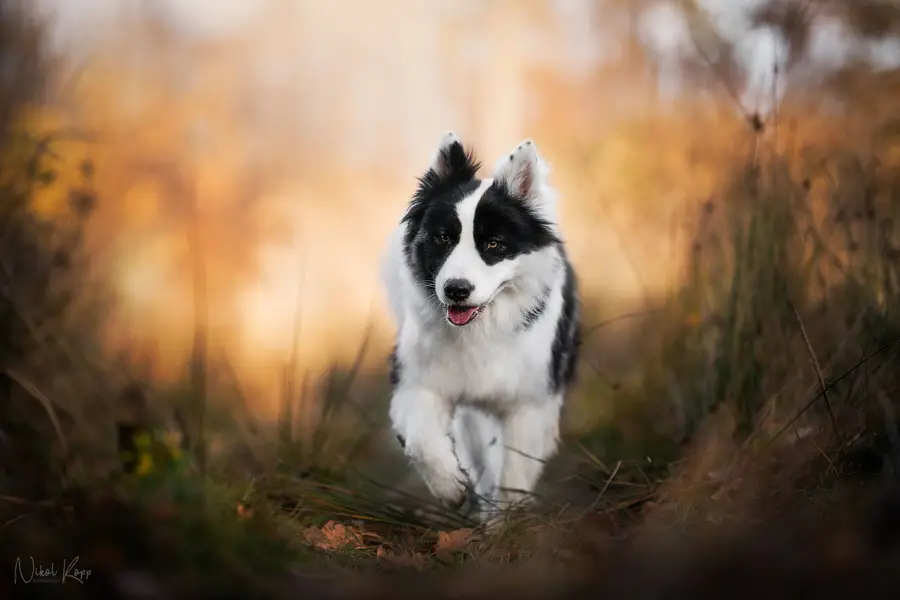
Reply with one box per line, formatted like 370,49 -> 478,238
444,279 -> 473,302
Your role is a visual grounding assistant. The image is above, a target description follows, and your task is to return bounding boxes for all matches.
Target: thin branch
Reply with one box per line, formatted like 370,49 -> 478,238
791,302 -> 840,442
587,460 -> 623,514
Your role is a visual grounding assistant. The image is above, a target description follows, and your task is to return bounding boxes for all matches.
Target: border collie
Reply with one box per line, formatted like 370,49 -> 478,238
382,132 -> 580,522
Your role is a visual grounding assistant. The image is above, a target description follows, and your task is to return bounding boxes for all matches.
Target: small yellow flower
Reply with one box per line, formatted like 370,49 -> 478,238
163,431 -> 182,448
161,431 -> 183,463
135,452 -> 154,476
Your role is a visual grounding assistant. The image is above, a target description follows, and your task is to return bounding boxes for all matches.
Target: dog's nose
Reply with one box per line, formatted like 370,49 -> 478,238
444,279 -> 474,302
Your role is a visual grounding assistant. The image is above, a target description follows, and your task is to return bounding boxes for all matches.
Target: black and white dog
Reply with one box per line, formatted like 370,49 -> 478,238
382,132 -> 580,521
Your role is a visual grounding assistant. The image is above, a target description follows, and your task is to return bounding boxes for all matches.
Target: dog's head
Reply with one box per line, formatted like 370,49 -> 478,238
401,131 -> 560,328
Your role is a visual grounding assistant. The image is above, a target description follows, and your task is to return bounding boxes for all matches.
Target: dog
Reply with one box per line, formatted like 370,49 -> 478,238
381,131 -> 580,522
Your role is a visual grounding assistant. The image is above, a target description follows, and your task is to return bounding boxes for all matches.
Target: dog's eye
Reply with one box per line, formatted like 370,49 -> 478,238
436,233 -> 450,244
485,239 -> 501,250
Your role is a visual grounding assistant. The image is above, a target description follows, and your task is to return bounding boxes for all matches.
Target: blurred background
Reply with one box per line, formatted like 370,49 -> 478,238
4,0 -> 900,593
27,0 -> 852,391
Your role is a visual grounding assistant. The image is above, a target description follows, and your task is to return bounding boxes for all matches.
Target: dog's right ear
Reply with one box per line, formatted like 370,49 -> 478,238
423,131 -> 480,185
404,132 -> 480,229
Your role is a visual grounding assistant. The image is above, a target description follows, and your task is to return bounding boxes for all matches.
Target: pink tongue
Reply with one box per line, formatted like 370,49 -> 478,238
447,306 -> 478,325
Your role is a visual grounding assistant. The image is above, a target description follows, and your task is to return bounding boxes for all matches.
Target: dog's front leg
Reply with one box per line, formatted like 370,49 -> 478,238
494,397 -> 562,513
390,386 -> 468,508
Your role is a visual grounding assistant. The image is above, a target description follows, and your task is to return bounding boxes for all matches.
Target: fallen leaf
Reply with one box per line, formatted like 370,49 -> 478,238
301,520 -> 367,551
435,528 -> 476,554
300,526 -> 326,547
376,546 -> 427,571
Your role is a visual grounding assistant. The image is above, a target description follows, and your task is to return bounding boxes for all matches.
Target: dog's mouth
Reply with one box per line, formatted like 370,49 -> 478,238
446,304 -> 482,327
443,281 -> 512,327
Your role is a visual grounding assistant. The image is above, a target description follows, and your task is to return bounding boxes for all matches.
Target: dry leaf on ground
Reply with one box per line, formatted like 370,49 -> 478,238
301,520 -> 369,551
435,528 -> 477,554
376,546 -> 428,570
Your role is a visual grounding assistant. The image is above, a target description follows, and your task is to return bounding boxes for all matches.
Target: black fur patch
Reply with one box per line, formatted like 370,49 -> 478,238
472,181 -> 559,266
549,258 -> 581,393
389,346 -> 401,387
401,141 -> 481,293
521,286 -> 551,330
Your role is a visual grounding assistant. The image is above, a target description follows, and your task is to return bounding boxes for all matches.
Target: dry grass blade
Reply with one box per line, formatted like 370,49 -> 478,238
4,368 -> 67,453
279,474 -> 470,532
764,338 -> 900,451
587,460 -> 623,514
791,301 -> 840,443
187,174 -> 209,479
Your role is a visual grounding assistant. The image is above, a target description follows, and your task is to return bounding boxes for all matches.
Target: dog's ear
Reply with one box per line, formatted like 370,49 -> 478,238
492,139 -> 552,208
424,131 -> 480,184
404,132 -> 480,228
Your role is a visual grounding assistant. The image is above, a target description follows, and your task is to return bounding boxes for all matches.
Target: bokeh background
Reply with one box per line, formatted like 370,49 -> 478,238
29,0 -> 861,391
4,1 -> 900,593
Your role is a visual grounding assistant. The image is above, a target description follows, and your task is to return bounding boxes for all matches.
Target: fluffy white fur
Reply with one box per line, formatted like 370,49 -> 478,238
382,132 -> 572,523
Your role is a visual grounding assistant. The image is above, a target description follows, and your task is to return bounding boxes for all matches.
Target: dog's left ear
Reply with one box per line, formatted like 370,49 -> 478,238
492,139 -> 552,208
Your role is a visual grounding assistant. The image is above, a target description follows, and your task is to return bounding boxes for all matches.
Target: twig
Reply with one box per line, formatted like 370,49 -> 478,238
791,302 -> 840,443
0,495 -> 54,507
679,0 -> 754,124
504,445 -> 551,466
1,512 -> 36,531
4,368 -> 67,452
586,460 -> 623,514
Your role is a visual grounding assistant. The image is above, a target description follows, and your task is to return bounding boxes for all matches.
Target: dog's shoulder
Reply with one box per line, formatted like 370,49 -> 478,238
549,257 -> 581,393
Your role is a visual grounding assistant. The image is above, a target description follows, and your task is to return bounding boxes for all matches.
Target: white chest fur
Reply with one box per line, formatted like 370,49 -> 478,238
395,283 -> 563,412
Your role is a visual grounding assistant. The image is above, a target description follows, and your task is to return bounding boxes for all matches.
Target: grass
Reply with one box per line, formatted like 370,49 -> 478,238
4,2 -> 900,598
4,111 -> 899,592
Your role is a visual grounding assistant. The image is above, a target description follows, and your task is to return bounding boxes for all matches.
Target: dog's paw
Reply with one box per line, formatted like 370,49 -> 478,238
405,438 -> 469,509
431,476 -> 468,510
419,459 -> 469,510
